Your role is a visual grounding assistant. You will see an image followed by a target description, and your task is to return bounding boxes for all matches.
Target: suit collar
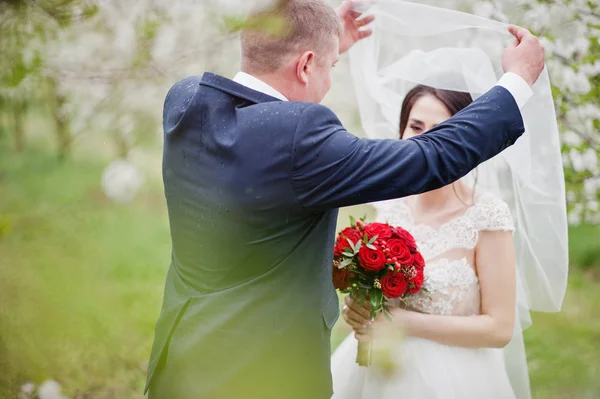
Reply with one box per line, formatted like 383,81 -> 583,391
200,72 -> 283,104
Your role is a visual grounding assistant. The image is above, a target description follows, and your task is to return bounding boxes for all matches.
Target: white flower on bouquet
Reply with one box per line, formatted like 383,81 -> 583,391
101,159 -> 145,204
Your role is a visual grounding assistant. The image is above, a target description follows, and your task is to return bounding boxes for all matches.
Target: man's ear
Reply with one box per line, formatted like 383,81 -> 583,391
296,51 -> 314,85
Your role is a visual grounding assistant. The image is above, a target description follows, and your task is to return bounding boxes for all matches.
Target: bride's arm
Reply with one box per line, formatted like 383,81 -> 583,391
345,230 -> 516,348
394,230 -> 516,348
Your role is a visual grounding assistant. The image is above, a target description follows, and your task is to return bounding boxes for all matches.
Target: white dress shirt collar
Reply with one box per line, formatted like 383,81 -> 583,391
233,72 -> 289,102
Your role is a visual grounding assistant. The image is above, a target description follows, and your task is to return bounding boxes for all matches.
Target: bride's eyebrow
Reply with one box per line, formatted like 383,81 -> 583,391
409,118 -> 424,124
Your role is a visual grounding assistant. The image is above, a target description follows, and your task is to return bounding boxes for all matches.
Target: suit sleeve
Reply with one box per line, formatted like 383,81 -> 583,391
290,86 -> 525,209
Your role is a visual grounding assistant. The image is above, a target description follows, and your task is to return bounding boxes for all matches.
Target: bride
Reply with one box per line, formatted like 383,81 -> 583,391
331,84 -> 519,399
332,2 -> 569,398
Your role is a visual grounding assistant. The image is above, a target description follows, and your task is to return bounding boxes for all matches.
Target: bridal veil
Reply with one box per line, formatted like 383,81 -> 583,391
348,1 -> 569,398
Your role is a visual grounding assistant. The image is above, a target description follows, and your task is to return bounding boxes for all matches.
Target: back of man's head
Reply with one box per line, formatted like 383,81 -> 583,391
241,0 -> 342,75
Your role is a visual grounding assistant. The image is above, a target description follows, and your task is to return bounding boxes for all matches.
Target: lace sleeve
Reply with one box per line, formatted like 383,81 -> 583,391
473,193 -> 515,232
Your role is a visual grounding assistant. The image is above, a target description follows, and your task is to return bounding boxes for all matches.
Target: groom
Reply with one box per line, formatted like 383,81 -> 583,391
146,0 -> 545,398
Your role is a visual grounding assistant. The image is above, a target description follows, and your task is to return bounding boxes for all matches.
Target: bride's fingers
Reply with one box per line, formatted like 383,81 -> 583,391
346,308 -> 371,326
348,302 -> 371,319
354,326 -> 369,335
347,306 -> 371,323
344,295 -> 372,320
345,317 -> 367,330
354,331 -> 372,342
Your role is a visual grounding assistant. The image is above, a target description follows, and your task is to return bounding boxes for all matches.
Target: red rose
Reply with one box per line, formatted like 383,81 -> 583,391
333,267 -> 353,291
412,252 -> 425,270
381,272 -> 409,298
409,271 -> 425,294
340,227 -> 363,243
386,239 -> 413,265
357,246 -> 387,272
363,223 -> 393,240
334,228 -> 362,256
393,227 -> 417,252
334,240 -> 348,257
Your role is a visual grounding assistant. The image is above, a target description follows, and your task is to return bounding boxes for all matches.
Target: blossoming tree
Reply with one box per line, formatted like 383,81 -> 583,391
1,0 -> 598,218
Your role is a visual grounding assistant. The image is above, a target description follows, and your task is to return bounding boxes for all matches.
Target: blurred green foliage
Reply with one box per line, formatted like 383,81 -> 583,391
0,143 -> 169,398
568,223 -> 600,272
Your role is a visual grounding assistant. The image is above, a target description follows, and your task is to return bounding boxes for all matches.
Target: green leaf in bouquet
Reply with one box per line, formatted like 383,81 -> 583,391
367,235 -> 378,245
355,292 -> 368,307
382,306 -> 393,322
342,251 -> 354,258
346,237 -> 356,249
357,280 -> 372,290
370,289 -> 383,309
362,233 -> 369,243
360,215 -> 367,222
349,215 -> 357,227
339,258 -> 353,268
366,244 -> 377,250
354,240 -> 362,252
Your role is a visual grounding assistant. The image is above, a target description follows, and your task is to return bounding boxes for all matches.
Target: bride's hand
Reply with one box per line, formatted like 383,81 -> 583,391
342,295 -> 372,330
354,308 -> 413,341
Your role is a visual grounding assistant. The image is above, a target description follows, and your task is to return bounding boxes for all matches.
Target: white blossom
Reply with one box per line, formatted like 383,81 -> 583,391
569,148 -> 598,174
581,148 -> 599,174
18,382 -> 36,399
101,159 -> 145,203
569,203 -> 583,225
584,177 -> 600,197
558,67 -> 592,95
152,26 -> 179,63
561,131 -> 583,147
38,380 -> 67,399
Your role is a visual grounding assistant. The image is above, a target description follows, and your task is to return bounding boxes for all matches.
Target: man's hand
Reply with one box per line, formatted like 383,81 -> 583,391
502,25 -> 545,87
337,0 -> 375,54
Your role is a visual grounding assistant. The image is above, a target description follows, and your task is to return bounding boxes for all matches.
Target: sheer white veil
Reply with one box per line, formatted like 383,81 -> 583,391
348,1 -> 569,398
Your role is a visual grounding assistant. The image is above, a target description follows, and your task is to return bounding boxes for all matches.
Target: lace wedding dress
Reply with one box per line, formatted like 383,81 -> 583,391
331,192 -> 517,399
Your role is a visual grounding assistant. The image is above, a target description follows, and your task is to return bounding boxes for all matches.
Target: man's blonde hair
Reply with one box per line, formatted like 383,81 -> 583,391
241,0 -> 343,74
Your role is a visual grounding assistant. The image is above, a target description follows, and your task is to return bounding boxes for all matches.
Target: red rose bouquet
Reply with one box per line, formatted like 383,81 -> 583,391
332,216 -> 426,366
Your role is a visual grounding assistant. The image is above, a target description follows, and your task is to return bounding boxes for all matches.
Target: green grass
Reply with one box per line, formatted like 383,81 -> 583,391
0,146 -> 170,398
568,223 -> 600,273
524,272 -> 600,399
0,143 -> 599,398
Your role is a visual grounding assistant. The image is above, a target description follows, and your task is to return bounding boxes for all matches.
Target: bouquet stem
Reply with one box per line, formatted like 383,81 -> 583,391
356,340 -> 373,366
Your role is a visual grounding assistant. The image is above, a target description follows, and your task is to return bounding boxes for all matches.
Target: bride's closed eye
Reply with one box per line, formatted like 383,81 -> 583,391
410,124 -> 423,133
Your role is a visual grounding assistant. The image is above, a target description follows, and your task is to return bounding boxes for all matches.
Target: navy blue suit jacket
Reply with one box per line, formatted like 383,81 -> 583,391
146,72 -> 524,398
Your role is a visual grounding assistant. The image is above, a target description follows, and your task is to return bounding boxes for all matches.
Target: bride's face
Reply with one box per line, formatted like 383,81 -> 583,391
402,95 -> 453,139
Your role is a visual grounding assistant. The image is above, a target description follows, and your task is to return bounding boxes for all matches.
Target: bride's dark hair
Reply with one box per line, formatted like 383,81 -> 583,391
399,84 -> 477,205
399,85 -> 473,138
